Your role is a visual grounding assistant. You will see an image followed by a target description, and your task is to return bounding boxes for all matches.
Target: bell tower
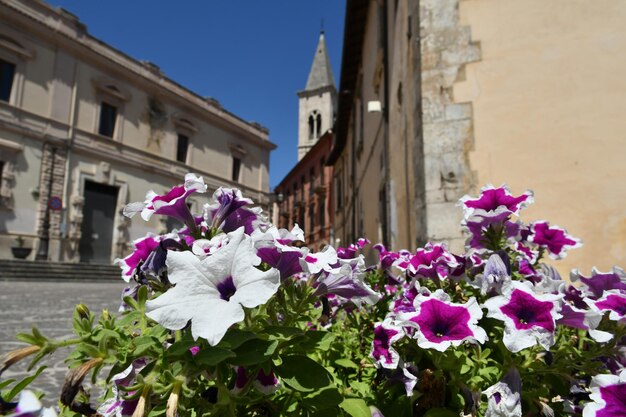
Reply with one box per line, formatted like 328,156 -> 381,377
297,31 -> 337,160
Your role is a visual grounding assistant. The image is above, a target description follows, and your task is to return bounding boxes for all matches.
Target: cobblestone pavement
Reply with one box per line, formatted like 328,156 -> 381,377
0,280 -> 126,406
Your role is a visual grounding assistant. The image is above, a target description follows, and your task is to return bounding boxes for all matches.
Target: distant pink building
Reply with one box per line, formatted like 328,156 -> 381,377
274,131 -> 333,250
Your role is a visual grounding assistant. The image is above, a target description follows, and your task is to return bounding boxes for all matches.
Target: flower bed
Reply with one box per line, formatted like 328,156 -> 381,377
0,176 -> 624,417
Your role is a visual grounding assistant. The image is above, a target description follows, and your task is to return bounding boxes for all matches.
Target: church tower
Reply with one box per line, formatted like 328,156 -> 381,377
297,31 -> 337,160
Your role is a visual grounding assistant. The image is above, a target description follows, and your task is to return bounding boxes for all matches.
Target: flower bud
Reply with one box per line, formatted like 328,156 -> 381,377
75,303 -> 90,320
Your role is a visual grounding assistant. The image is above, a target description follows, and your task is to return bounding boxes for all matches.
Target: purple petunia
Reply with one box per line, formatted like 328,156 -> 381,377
582,369 -> 626,417
123,173 -> 206,233
399,290 -> 487,352
407,242 -> 463,282
484,281 -> 562,352
591,290 -> 626,321
483,368 -> 522,417
571,267 -> 626,299
371,318 -> 405,369
529,221 -> 581,260
459,184 -> 533,219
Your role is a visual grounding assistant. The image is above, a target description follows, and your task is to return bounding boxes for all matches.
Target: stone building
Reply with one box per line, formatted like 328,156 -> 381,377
274,31 -> 335,249
0,0 -> 275,264
331,0 -> 626,272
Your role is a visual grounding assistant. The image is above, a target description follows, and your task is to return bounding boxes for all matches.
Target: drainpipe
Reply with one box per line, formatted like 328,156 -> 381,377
382,0 -> 391,248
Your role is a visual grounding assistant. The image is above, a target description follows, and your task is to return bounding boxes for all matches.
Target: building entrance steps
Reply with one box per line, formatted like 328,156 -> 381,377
0,259 -> 122,282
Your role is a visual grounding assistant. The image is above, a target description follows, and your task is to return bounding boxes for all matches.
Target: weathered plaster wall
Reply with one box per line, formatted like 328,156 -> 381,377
417,0 -> 480,252
455,0 -> 626,273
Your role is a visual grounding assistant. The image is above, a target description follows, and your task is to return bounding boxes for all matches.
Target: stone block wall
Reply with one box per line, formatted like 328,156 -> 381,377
415,0 -> 480,252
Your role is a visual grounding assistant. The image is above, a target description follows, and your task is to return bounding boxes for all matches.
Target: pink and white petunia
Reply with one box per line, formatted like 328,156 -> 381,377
557,303 -> 613,343
464,207 -> 522,250
407,242 -> 463,282
482,368 -> 522,417
459,184 -> 533,219
370,318 -> 405,369
529,221 -> 582,260
399,290 -> 487,352
571,267 -> 626,299
115,234 -> 162,281
582,369 -> 626,417
484,281 -> 562,352
6,390 -> 57,417
145,227 -> 280,346
300,245 -> 338,274
590,290 -> 626,321
204,188 -> 263,234
124,174 -> 206,232
314,264 -> 381,306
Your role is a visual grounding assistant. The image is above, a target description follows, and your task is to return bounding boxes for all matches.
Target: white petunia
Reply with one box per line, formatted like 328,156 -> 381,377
146,227 -> 280,346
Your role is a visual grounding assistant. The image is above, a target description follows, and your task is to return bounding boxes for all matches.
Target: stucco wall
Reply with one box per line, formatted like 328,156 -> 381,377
455,0 -> 626,273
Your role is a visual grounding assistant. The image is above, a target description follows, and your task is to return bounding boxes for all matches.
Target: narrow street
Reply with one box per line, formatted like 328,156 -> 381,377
0,281 -> 126,403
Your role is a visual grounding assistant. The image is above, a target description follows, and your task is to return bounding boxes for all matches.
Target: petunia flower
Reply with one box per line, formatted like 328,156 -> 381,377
382,362 -> 419,396
6,390 -> 57,417
115,234 -> 162,281
300,245 -> 338,274
407,242 -> 462,283
582,369 -> 626,417
145,227 -> 280,345
590,290 -> 626,321
459,184 -> 533,219
571,267 -> 626,299
314,264 -> 380,306
464,207 -> 521,250
529,221 -> 581,260
252,368 -> 282,395
471,253 -> 510,295
124,173 -> 206,232
204,188 -> 263,234
337,238 -> 370,259
253,226 -> 305,281
557,303 -> 613,343
484,281 -> 563,352
370,318 -> 405,369
482,368 -> 522,417
399,290 -> 487,352
97,360 -> 147,417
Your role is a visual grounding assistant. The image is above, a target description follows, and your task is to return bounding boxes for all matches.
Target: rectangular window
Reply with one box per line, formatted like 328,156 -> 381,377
176,134 -> 189,163
232,157 -> 242,182
309,167 -> 315,195
98,102 -> 117,138
309,204 -> 315,233
319,196 -> 325,228
0,160 -> 4,185
0,59 -> 16,102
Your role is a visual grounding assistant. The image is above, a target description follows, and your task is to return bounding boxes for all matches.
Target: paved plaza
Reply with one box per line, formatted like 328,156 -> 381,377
0,280 -> 126,404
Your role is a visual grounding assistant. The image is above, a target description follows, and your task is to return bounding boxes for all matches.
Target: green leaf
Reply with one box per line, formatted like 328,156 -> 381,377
194,347 -> 235,367
15,333 -> 38,345
423,408 -> 459,417
218,329 -> 257,350
303,387 -> 343,409
339,398 -> 371,417
264,326 -> 304,341
137,285 -> 149,306
4,366 -> 46,401
229,339 -> 278,366
275,355 -> 333,392
335,359 -> 359,369
296,331 -> 336,352
460,364 -> 471,374
0,379 -> 15,390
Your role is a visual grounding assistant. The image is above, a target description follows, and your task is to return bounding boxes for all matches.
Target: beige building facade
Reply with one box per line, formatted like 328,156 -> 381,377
331,0 -> 626,272
0,0 -> 275,263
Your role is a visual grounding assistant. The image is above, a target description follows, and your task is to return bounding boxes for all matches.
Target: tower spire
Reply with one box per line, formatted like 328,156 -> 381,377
304,31 -> 335,92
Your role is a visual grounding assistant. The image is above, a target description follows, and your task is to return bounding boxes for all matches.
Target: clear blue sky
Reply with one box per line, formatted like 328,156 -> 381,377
52,1 -> 346,189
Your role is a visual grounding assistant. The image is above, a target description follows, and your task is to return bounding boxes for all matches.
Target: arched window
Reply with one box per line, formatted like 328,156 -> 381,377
316,113 -> 322,137
308,110 -> 322,139
308,114 -> 315,139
